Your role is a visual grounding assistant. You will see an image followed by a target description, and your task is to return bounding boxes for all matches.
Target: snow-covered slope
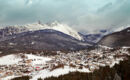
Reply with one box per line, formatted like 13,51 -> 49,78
25,54 -> 51,66
0,54 -> 22,65
0,54 -> 51,66
23,21 -> 83,40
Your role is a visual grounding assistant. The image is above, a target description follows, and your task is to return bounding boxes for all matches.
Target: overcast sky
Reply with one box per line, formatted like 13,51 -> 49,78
0,0 -> 130,32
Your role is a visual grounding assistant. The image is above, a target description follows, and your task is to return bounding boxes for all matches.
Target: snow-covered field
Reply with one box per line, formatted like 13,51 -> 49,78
0,54 -> 51,66
25,54 -> 51,66
0,54 -> 22,65
30,66 -> 90,80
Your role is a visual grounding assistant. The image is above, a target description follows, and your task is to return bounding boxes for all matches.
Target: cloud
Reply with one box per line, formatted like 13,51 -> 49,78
0,0 -> 130,32
97,2 -> 113,13
25,0 -> 33,5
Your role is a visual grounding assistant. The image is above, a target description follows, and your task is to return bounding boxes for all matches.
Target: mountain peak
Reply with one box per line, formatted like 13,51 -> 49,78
51,21 -> 60,26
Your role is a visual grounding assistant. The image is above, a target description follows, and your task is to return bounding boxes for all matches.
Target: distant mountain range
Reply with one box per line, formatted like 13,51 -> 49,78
0,21 -> 129,53
0,21 -> 83,40
0,21 -> 111,43
0,22 -> 92,53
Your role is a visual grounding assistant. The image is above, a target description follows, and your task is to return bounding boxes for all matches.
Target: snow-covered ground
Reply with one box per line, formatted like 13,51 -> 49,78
0,54 -> 22,65
0,54 -> 51,66
0,47 -> 130,80
31,66 -> 90,80
25,54 -> 51,66
2,75 -> 18,80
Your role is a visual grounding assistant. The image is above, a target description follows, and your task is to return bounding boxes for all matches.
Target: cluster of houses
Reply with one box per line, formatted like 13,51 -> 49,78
47,47 -> 130,71
0,47 -> 130,79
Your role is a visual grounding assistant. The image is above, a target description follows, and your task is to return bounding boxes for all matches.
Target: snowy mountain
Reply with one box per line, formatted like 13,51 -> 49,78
0,21 -> 95,53
0,29 -> 90,53
0,21 -> 83,41
24,21 -> 83,40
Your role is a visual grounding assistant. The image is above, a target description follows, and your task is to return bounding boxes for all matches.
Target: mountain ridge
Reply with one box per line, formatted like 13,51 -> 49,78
0,21 -> 83,40
0,29 -> 90,53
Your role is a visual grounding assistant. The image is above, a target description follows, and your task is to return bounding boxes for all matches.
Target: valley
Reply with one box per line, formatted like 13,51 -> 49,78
0,47 -> 130,80
0,22 -> 130,80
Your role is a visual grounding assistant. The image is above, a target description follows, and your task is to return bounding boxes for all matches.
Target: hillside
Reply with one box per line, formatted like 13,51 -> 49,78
0,29 -> 90,54
98,27 -> 130,47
